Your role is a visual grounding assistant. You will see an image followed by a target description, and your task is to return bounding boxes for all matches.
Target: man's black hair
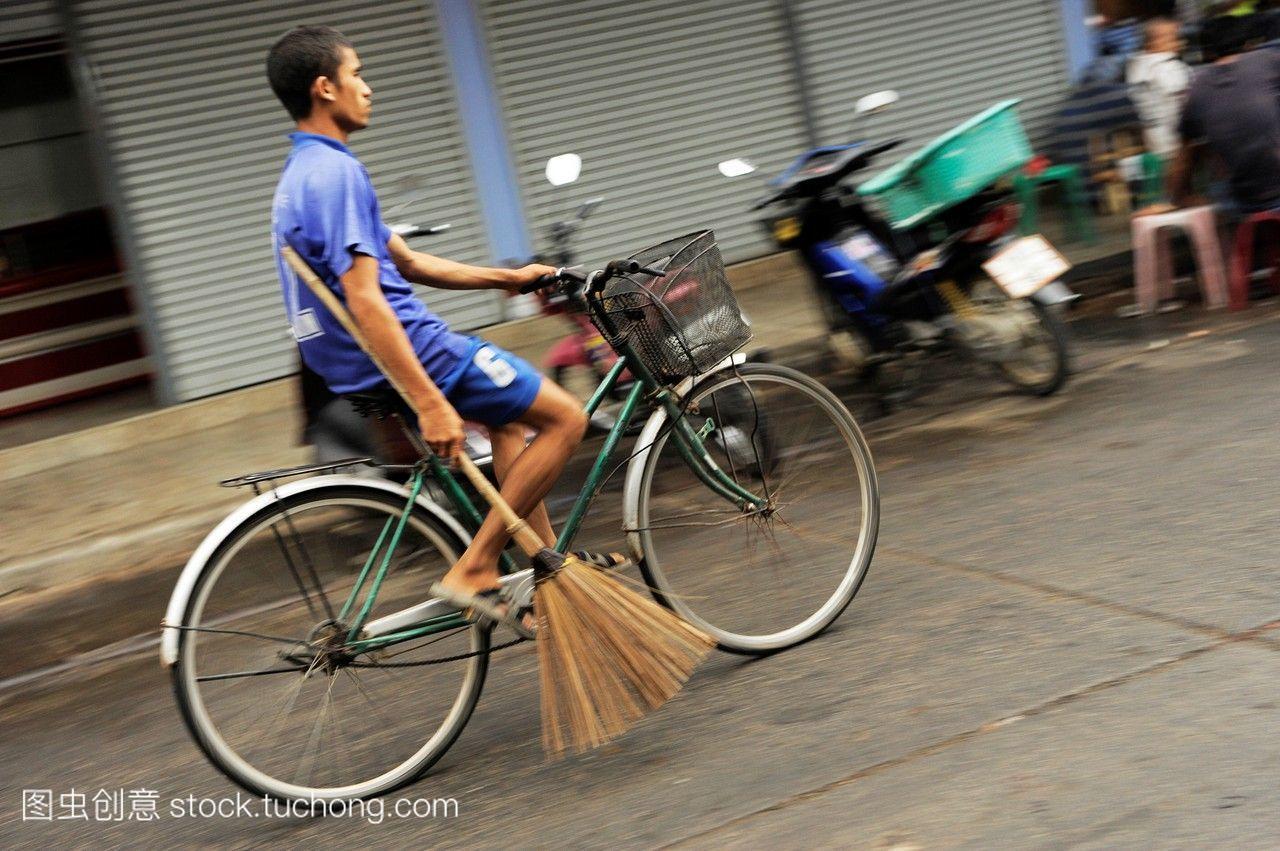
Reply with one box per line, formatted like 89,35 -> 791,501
1199,15 -> 1251,61
266,25 -> 352,121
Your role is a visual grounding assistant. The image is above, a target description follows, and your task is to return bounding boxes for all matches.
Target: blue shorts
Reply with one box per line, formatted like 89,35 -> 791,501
441,338 -> 543,426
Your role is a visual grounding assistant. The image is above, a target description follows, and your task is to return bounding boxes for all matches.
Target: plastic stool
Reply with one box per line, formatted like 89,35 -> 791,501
1130,206 -> 1229,314
1014,164 -> 1098,245
1228,210 -> 1280,311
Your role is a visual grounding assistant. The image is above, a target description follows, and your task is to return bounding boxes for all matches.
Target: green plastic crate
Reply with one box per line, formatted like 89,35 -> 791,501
858,99 -> 1032,229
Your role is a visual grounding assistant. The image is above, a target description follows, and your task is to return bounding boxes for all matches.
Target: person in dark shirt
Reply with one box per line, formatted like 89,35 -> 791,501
1155,15 -> 1280,214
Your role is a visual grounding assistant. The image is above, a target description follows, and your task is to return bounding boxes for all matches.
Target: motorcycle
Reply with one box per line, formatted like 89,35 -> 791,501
725,91 -> 1075,400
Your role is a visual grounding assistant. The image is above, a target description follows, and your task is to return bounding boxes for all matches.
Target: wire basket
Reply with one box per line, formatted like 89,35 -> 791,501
599,230 -> 751,384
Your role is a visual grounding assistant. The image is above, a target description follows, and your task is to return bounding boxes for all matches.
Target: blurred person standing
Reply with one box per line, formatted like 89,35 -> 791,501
1127,17 -> 1191,156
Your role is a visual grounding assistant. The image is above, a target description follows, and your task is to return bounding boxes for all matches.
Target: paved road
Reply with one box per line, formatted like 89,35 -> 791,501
3,303 -> 1280,848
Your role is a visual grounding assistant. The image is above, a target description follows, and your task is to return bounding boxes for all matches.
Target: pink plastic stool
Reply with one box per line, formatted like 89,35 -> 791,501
1228,210 -> 1280,311
1130,206 -> 1229,314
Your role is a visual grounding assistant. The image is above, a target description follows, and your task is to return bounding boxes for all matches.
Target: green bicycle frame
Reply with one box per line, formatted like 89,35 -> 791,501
342,321 -> 765,654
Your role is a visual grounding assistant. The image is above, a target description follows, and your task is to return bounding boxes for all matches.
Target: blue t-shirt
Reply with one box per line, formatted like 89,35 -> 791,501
271,132 -> 472,394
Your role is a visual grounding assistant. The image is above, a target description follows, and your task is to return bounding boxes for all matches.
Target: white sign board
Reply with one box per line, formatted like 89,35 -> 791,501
982,235 -> 1072,299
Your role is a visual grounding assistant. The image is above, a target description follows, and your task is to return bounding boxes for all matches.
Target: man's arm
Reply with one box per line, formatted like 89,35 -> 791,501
341,253 -> 464,459
386,233 -> 552,292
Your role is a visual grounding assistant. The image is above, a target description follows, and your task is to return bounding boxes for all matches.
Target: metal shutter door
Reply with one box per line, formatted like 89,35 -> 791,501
480,0 -> 811,266
67,0 -> 495,402
794,0 -> 1070,153
0,1 -> 60,43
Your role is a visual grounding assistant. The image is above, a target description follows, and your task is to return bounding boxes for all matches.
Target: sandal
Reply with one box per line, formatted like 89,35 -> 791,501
572,550 -> 632,570
428,581 -> 536,640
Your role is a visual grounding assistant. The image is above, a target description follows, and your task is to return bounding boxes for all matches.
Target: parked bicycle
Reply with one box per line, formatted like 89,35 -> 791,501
160,231 -> 879,803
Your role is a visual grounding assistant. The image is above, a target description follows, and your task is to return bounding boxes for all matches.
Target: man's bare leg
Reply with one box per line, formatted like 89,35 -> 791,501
487,422 -> 556,547
439,379 -> 587,595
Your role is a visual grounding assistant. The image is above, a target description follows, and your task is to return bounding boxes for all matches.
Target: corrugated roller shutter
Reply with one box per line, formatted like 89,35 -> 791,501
481,0 -> 810,267
794,0 -> 1070,152
68,0 -> 495,402
0,1 -> 60,44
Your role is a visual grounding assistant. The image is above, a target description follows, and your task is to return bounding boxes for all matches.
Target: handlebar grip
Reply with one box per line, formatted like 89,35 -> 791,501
519,274 -> 558,295
517,267 -> 589,294
604,259 -> 666,278
606,259 -> 641,276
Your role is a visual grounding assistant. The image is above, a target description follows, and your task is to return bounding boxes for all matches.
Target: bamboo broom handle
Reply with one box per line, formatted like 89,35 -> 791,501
281,245 -> 546,556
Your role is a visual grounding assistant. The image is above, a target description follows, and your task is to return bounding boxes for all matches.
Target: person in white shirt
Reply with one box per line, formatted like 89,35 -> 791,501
1126,17 -> 1191,157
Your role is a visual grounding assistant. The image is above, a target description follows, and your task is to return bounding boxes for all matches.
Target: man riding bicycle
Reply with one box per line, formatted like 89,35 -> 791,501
267,25 -> 613,630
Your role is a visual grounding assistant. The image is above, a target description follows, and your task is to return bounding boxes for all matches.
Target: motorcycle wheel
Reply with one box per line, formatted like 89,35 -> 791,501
993,299 -> 1071,396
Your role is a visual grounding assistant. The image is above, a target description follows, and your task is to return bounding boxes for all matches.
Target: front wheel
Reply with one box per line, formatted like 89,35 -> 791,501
629,363 -> 879,654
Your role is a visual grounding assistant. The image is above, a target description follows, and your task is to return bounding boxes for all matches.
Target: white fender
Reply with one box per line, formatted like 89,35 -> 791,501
159,474 -> 470,667
621,354 -> 746,562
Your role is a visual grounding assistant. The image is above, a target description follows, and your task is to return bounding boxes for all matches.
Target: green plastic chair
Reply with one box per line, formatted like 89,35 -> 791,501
1135,152 -> 1167,208
1013,164 -> 1098,244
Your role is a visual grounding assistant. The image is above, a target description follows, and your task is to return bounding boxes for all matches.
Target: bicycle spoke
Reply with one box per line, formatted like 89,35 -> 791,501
293,674 -> 339,789
278,509 -> 337,623
176,625 -> 308,646
342,668 -> 398,737
196,665 -> 309,682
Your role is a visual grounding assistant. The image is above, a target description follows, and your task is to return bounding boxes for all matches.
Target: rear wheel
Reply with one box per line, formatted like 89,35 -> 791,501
172,485 -> 487,802
995,300 -> 1070,396
968,280 -> 1070,396
631,363 -> 879,654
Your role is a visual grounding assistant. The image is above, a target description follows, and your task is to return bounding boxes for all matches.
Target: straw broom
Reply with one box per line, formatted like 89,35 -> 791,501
282,245 -> 715,758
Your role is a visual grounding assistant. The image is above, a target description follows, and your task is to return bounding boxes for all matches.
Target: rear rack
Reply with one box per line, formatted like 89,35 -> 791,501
219,457 -> 390,488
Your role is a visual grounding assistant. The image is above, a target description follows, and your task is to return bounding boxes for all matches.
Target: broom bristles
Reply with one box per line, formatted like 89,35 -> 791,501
536,555 -> 715,758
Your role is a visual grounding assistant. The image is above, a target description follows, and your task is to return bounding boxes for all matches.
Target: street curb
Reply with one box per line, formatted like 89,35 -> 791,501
0,502 -> 234,599
0,379 -> 300,484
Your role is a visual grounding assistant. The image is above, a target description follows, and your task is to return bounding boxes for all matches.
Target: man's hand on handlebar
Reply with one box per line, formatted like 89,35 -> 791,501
516,259 -> 667,296
502,263 -> 559,294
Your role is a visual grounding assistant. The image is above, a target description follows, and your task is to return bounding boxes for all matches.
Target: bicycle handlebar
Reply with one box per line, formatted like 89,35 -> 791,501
516,260 -> 664,295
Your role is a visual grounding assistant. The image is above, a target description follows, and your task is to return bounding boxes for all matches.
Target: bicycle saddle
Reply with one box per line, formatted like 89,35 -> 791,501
344,388 -> 412,420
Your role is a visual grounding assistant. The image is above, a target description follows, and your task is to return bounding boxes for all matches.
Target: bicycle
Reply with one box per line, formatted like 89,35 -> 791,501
160,230 -> 879,802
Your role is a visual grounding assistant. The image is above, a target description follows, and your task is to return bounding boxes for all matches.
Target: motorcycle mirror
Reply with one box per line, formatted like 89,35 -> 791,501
545,153 -> 582,186
717,158 -> 756,178
854,90 -> 899,117
576,196 -> 604,220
